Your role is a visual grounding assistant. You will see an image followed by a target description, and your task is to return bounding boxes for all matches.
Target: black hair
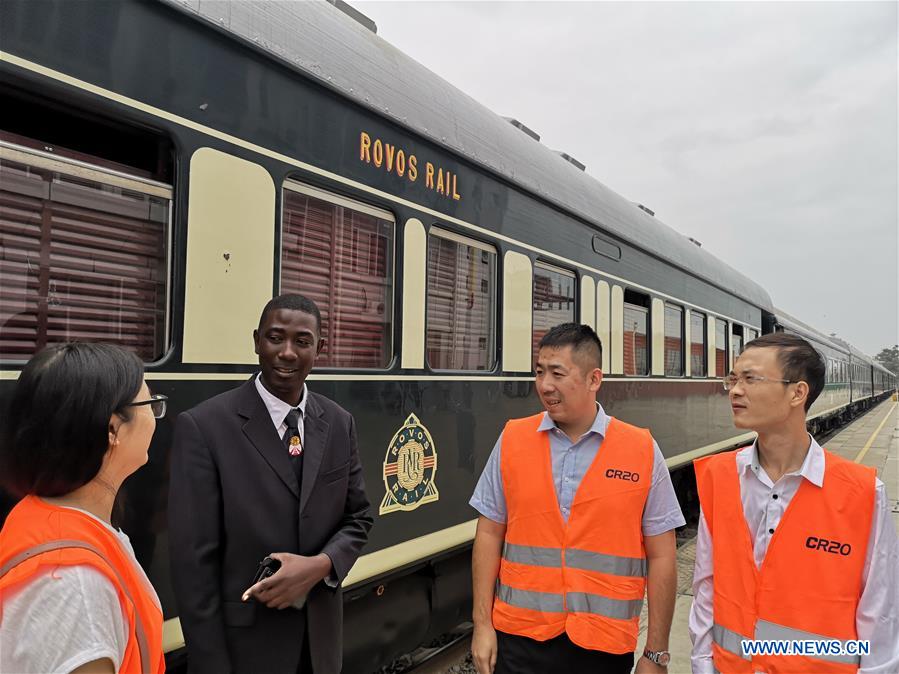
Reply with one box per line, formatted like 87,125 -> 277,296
742,332 -> 825,411
537,322 -> 603,370
258,293 -> 322,334
0,342 -> 144,498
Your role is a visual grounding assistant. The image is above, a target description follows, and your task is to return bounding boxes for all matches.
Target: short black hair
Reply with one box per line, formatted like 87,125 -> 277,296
0,342 -> 144,498
537,323 -> 603,370
258,293 -> 322,334
742,332 -> 825,411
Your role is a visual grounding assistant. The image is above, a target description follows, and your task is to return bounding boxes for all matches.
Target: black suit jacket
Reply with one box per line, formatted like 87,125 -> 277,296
168,379 -> 373,674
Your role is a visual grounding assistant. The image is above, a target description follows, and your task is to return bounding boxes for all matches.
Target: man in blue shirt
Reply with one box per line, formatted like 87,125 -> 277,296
470,323 -> 684,674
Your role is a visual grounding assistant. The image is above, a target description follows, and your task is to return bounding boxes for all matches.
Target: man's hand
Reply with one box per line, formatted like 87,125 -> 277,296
242,552 -> 332,609
471,623 -> 498,674
634,655 -> 668,674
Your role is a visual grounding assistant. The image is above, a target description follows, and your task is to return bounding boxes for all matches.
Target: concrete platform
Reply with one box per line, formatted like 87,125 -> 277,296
649,397 -> 899,674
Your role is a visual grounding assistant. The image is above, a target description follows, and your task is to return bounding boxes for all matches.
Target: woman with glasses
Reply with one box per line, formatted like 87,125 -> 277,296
0,342 -> 166,674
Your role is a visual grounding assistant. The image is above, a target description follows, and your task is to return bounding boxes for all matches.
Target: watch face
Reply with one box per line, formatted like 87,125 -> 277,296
658,653 -> 671,666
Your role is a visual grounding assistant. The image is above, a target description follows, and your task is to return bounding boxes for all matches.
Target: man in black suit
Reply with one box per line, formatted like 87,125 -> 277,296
169,294 -> 373,674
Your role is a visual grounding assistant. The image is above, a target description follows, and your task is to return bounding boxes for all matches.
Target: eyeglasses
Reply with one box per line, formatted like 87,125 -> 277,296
722,374 -> 797,391
127,394 -> 168,419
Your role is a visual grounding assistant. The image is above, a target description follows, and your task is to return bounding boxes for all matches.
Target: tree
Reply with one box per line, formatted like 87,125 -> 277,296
874,344 -> 899,375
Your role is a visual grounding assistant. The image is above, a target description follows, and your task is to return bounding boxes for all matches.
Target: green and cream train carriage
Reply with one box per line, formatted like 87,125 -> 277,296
0,1 -> 894,670
770,309 -> 891,436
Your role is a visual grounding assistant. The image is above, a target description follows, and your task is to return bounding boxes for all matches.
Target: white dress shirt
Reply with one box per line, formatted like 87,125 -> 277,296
253,375 -> 337,589
254,374 -> 307,446
689,436 -> 899,674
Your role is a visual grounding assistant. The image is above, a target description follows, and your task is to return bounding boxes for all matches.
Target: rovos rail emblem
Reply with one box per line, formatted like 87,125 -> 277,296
380,413 -> 439,515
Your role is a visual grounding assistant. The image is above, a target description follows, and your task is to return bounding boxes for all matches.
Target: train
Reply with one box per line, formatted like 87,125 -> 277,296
0,1 -> 894,671
772,309 -> 895,436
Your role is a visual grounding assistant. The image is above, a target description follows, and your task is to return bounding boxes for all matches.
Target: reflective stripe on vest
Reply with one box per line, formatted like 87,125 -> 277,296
502,542 -> 563,568
566,592 -> 643,620
711,621 -> 863,666
503,542 -> 646,577
496,582 -> 565,613
756,620 -> 862,666
712,623 -> 752,661
712,620 -> 862,665
0,539 -> 152,674
496,582 -> 643,620
565,548 -> 647,577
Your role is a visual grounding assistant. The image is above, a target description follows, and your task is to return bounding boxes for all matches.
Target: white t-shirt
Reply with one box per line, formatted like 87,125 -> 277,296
0,504 -> 159,674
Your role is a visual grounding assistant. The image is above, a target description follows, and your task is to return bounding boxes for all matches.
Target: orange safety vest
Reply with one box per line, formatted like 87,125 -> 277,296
0,495 -> 164,674
492,413 -> 653,654
694,449 -> 875,674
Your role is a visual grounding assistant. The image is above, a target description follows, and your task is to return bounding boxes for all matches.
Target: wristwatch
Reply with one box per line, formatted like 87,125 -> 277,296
642,648 -> 671,666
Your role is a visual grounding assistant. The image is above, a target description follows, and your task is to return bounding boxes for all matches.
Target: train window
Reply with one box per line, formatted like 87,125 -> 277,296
0,142 -> 171,362
623,290 -> 649,376
426,229 -> 496,371
731,325 -> 744,366
664,304 -> 684,376
691,311 -> 707,377
1,95 -> 173,185
715,319 -> 728,376
281,181 -> 394,369
533,262 -> 575,359
747,328 -> 758,342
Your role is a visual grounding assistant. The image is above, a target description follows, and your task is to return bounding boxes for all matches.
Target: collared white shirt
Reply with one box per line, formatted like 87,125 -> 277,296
254,374 -> 307,444
689,436 -> 899,673
252,374 -> 338,588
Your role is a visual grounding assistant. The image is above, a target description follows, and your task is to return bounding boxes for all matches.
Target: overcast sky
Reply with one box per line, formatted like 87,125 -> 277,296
357,1 -> 897,356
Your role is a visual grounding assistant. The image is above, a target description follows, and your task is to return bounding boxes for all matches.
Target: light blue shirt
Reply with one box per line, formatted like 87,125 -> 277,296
469,404 -> 685,536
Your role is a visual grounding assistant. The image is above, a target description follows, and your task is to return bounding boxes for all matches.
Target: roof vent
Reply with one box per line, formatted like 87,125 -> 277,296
554,151 -> 586,171
503,117 -> 540,142
636,203 -> 655,217
325,0 -> 377,33
688,237 -> 702,247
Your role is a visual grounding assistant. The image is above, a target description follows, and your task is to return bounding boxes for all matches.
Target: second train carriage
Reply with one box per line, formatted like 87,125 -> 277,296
0,0 -> 895,670
772,309 -> 895,434
772,308 -> 853,434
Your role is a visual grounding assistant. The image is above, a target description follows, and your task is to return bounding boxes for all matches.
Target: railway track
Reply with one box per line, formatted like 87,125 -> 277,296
375,623 -> 474,674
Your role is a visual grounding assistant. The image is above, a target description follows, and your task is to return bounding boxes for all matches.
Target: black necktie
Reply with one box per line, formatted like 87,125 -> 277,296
283,408 -> 303,483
